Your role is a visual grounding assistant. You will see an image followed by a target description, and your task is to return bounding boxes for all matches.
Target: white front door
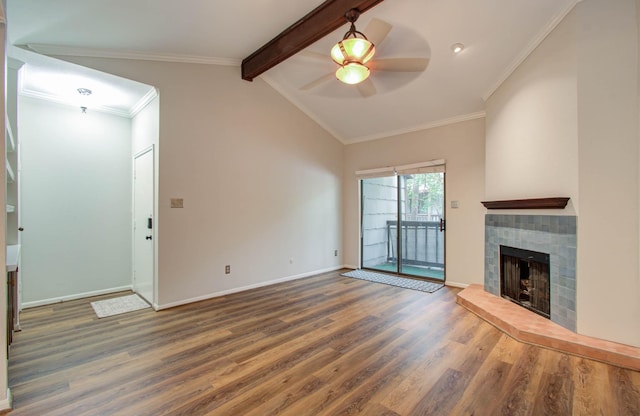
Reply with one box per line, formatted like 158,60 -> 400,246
133,146 -> 154,304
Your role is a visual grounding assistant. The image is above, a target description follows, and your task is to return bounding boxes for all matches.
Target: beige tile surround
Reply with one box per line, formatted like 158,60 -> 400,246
457,284 -> 640,371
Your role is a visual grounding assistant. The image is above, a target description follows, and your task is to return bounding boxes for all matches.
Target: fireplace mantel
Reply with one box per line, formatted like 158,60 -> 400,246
481,197 -> 570,210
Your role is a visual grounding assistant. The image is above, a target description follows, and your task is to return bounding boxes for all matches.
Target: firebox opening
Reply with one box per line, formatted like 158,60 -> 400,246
500,245 -> 550,319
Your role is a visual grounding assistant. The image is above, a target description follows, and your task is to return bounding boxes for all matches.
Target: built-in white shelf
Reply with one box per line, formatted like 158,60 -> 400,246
6,116 -> 15,153
6,244 -> 20,272
6,158 -> 15,183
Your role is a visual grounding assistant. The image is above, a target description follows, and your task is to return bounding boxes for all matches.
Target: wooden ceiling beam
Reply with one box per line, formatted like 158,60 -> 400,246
241,0 -> 385,81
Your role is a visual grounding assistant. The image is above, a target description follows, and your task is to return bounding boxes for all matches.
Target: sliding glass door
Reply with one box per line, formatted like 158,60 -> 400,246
399,172 -> 445,280
361,169 -> 445,281
361,176 -> 398,273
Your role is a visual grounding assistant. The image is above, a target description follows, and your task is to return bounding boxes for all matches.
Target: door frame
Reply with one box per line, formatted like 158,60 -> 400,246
133,145 -> 156,307
357,160 -> 446,283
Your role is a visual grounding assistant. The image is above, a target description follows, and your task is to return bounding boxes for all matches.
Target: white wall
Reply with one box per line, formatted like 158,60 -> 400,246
344,118 -> 486,287
57,58 -> 344,308
19,96 -> 133,305
132,95 -> 159,155
575,0 -> 639,347
485,7 -> 579,215
486,0 -> 640,347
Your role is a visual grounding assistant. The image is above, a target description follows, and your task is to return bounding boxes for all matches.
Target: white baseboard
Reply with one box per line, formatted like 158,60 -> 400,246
445,281 -> 470,289
156,266 -> 346,310
22,286 -> 133,309
0,388 -> 12,411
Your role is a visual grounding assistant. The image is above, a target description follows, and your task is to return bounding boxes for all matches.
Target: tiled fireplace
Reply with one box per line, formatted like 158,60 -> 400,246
484,214 -> 577,331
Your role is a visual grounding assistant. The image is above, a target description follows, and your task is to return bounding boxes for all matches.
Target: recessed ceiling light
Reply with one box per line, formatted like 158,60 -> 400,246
451,43 -> 464,54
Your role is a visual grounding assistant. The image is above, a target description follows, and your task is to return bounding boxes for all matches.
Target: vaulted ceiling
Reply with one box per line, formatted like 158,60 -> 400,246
7,0 -> 579,143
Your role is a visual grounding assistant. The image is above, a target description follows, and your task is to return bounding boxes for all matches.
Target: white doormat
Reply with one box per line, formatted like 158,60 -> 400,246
91,294 -> 150,318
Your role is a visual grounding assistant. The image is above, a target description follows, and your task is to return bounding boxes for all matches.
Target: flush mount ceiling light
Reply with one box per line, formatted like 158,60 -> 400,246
331,9 -> 375,85
451,43 -> 465,54
77,88 -> 92,113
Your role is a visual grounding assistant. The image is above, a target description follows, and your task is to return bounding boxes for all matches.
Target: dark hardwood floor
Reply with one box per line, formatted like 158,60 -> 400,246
6,270 -> 640,415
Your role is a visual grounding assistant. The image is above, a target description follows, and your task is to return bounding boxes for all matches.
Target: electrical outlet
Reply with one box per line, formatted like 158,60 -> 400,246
225,265 -> 231,274
334,249 -> 338,257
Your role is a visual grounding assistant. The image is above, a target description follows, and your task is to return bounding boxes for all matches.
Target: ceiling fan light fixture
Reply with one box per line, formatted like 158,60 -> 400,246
331,9 -> 375,85
335,62 -> 370,85
331,38 -> 375,66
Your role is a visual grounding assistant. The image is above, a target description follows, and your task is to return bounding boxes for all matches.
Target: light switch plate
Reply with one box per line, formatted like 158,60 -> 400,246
171,198 -> 184,208
451,200 -> 460,209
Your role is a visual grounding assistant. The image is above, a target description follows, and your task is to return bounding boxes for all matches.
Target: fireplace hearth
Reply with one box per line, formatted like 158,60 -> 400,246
500,245 -> 550,318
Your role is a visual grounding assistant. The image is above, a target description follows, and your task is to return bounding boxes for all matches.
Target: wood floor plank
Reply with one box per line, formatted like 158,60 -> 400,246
319,326 -> 457,415
5,269 -> 640,416
379,340 -> 446,408
449,358 -> 512,414
488,332 -> 526,365
494,344 -> 548,416
532,353 -> 574,415
608,365 -> 640,416
572,357 -> 613,416
380,341 -> 466,414
206,348 -> 342,415
280,328 -> 411,415
410,368 -> 472,415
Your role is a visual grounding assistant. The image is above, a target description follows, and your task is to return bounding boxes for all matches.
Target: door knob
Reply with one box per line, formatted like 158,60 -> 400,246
145,236 -> 152,240
18,227 -> 24,232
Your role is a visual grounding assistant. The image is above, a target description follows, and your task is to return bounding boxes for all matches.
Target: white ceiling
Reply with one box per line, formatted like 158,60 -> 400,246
6,0 -> 579,141
9,46 -> 156,118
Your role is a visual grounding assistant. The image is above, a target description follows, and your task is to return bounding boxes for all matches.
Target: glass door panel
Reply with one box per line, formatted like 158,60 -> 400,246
361,176 -> 398,273
399,172 -> 445,280
361,171 -> 445,281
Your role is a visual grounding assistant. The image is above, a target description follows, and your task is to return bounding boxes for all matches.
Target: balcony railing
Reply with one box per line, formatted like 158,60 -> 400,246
386,220 -> 444,268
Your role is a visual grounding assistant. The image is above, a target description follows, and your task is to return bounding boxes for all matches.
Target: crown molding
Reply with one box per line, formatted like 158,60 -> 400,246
7,57 -> 25,71
482,0 -> 582,101
21,85 -> 158,119
20,88 -> 134,118
260,73 -> 347,144
25,44 -> 241,67
130,88 -> 159,118
263,73 -> 485,146
344,111 -> 487,145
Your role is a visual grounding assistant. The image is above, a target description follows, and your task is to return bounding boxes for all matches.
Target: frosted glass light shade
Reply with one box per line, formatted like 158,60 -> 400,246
330,38 -> 375,65
335,62 -> 370,85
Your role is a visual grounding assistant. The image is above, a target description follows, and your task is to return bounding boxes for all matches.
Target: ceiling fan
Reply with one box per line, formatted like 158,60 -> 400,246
299,12 -> 429,98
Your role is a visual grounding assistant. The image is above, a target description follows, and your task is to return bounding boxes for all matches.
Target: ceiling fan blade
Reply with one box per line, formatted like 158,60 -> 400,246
371,58 -> 429,72
357,78 -> 377,98
300,73 -> 335,91
298,50 -> 329,62
364,18 -> 392,47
